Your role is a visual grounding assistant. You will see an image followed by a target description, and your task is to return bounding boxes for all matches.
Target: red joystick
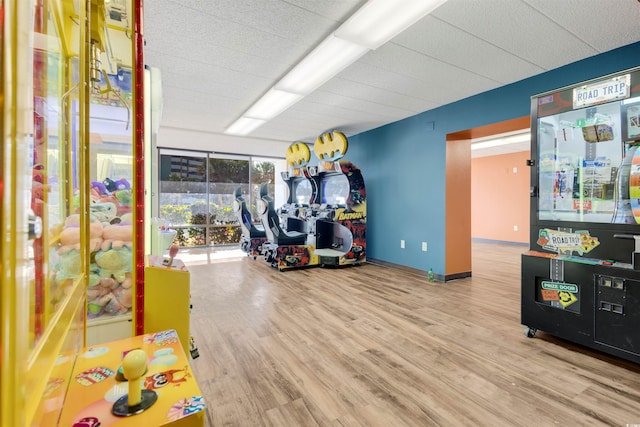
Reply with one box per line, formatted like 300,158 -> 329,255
168,244 -> 179,267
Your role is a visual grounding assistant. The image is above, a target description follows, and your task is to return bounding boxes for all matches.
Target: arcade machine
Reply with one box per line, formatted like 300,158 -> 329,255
258,142 -> 317,270
1,1 -> 147,425
521,67 -> 640,363
258,182 -> 317,270
259,131 -> 367,271
308,131 -> 367,266
278,142 -> 315,235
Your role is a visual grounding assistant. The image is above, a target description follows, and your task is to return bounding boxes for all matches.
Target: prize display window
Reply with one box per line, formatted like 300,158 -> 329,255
84,27 -> 135,335
535,73 -> 640,225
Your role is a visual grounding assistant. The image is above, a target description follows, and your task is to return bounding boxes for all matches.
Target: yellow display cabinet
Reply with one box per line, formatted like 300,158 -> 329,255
144,256 -> 192,355
58,329 -> 205,426
0,0 -> 145,425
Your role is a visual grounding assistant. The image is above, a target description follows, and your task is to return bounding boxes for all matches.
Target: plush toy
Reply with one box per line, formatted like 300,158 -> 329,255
90,202 -> 118,225
109,285 -> 133,313
115,178 -> 131,190
88,293 -> 114,318
91,181 -> 110,196
103,178 -> 117,192
114,189 -> 132,216
55,249 -> 99,286
54,249 -> 82,285
58,214 -> 104,254
95,246 -> 132,283
101,213 -> 133,250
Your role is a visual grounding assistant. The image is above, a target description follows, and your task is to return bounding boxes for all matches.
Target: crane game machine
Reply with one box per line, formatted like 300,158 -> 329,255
522,67 -> 640,363
308,131 -> 367,266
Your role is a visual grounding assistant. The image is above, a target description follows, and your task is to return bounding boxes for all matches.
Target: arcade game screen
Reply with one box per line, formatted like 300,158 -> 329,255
293,179 -> 312,205
322,174 -> 349,206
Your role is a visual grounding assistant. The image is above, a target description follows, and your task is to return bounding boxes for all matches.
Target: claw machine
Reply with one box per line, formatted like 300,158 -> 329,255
522,67 -> 640,363
0,0 -> 145,425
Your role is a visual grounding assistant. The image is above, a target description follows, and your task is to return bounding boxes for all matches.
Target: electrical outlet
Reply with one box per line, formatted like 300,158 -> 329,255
400,240 -> 405,249
422,242 -> 427,251
513,225 -> 518,231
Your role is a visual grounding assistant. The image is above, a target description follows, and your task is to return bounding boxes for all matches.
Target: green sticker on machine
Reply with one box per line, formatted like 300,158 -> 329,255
541,281 -> 578,293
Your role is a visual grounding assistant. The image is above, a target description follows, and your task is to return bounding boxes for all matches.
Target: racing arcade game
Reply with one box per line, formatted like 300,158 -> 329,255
278,142 -> 315,236
259,132 -> 366,271
308,131 -> 367,267
522,67 -> 640,364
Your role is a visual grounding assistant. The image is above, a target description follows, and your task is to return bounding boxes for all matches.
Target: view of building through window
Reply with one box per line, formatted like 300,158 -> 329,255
158,149 -> 285,247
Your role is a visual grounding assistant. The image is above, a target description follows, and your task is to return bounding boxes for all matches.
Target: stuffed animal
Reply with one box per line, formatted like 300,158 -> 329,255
114,189 -> 132,216
55,249 -> 99,286
54,249 -> 82,285
109,285 -> 133,313
101,213 -> 133,250
95,246 -> 132,283
115,178 -> 131,190
90,202 -> 118,225
58,214 -> 104,254
91,181 -> 110,196
87,293 -> 114,318
103,178 -> 117,192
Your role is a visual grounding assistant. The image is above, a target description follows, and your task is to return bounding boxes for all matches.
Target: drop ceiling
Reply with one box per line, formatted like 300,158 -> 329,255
143,0 -> 640,148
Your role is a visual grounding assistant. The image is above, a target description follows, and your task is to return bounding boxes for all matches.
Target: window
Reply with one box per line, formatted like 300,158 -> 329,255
158,150 -> 285,247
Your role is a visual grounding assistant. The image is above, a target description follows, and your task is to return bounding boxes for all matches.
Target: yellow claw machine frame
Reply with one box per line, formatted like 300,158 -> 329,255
0,0 -> 145,425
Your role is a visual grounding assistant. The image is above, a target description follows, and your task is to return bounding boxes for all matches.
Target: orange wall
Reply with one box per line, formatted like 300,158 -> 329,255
445,139 -> 472,275
471,151 -> 529,243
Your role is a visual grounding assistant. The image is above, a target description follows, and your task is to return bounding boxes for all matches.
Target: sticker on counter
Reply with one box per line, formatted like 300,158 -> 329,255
536,229 -> 600,255
82,347 -> 109,358
167,395 -> 205,421
72,417 -> 101,427
104,381 -> 129,402
143,329 -> 179,347
75,367 -> 115,386
145,367 -> 191,390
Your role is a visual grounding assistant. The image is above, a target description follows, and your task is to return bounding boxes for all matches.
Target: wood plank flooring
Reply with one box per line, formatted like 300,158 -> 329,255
185,242 -> 640,426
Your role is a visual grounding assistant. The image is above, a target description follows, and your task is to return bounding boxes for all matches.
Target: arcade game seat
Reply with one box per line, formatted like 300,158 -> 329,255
233,187 -> 267,258
258,183 -> 307,246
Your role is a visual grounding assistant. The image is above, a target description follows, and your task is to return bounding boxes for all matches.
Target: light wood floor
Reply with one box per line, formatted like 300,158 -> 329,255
186,242 -> 640,426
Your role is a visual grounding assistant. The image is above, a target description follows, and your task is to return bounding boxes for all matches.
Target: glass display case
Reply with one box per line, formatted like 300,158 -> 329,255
1,1 -> 143,425
536,74 -> 639,225
530,67 -> 640,263
84,13 -> 136,341
521,67 -> 640,365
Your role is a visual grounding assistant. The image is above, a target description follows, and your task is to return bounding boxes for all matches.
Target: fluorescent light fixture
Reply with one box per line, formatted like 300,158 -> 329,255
335,0 -> 449,49
244,89 -> 304,120
228,0 -> 448,135
275,35 -> 369,94
224,117 -> 267,136
503,133 -> 531,144
471,132 -> 531,150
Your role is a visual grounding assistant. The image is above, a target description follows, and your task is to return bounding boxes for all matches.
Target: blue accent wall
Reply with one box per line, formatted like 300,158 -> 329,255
348,41 -> 640,275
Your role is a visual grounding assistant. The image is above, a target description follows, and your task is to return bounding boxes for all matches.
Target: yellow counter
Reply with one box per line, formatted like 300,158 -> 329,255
58,330 -> 205,426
